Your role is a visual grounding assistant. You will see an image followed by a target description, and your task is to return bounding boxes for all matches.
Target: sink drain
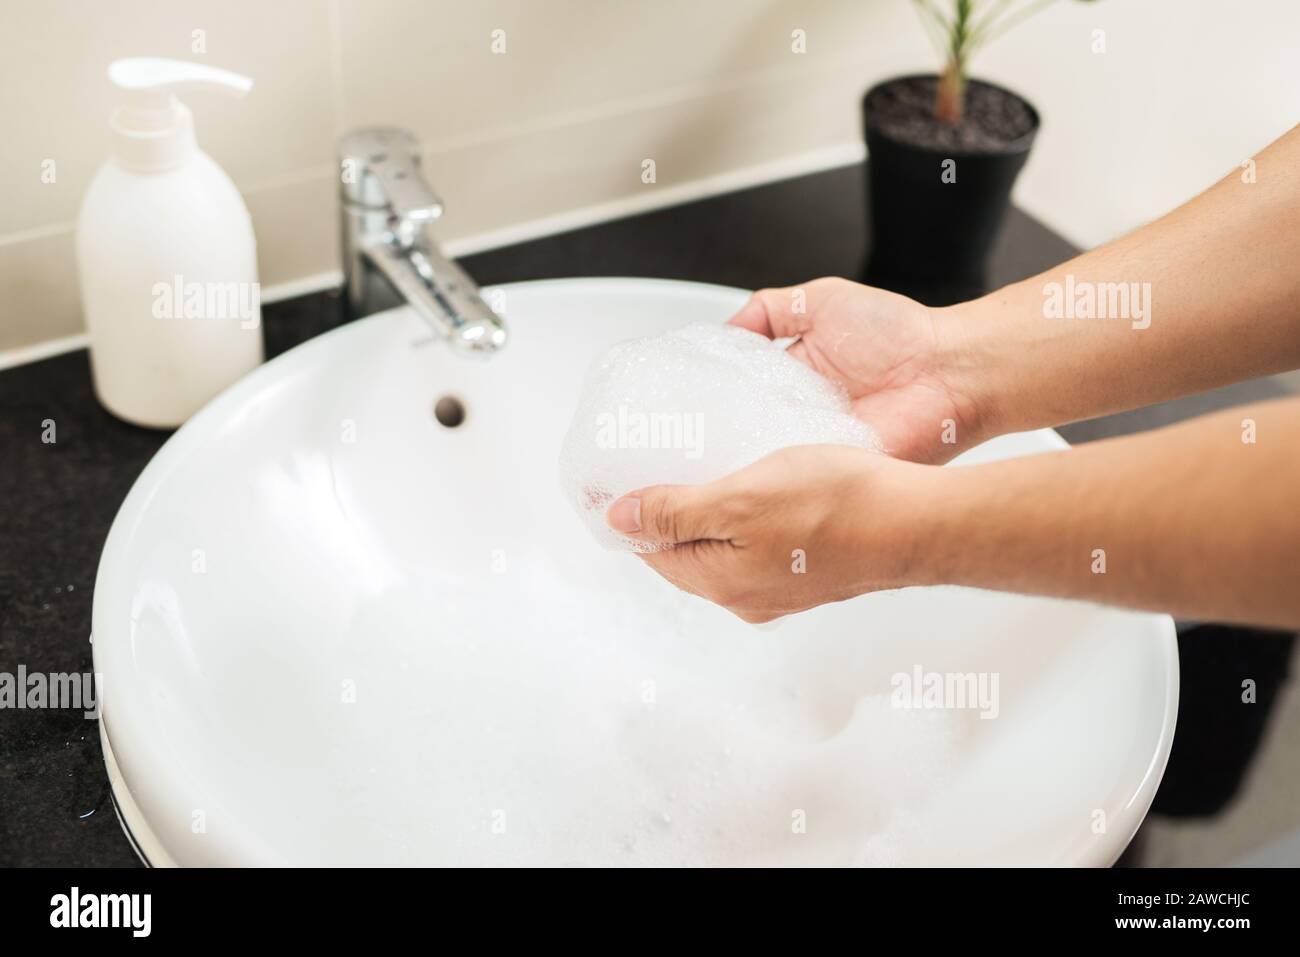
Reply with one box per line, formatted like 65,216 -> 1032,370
433,395 -> 466,428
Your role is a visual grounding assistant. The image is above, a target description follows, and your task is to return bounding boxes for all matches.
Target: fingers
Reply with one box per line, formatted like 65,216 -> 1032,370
726,277 -> 849,339
641,538 -> 741,605
606,480 -> 733,547
642,541 -> 783,625
640,539 -> 722,599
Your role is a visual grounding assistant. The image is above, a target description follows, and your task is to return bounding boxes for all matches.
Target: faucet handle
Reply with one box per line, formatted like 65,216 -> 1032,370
338,127 -> 443,223
371,152 -> 443,224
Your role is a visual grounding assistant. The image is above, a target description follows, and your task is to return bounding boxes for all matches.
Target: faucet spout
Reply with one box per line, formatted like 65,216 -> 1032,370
364,236 -> 508,354
339,127 -> 507,355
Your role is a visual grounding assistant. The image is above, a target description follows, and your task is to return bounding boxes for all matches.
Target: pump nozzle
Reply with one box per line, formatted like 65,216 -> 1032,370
106,58 -> 253,171
109,58 -> 252,110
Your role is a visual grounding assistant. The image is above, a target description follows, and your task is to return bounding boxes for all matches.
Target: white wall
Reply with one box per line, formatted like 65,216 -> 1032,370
978,0 -> 1300,248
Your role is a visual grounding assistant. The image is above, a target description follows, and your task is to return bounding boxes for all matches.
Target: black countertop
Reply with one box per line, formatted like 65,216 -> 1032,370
0,162 -> 1291,866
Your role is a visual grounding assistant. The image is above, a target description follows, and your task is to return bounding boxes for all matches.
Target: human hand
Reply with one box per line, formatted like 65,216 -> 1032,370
728,277 -> 984,464
605,444 -> 943,623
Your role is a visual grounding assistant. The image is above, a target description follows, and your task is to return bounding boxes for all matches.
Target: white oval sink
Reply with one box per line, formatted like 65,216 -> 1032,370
93,277 -> 1177,866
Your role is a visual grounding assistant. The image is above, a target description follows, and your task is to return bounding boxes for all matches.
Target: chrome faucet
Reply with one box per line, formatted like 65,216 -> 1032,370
338,128 -> 507,354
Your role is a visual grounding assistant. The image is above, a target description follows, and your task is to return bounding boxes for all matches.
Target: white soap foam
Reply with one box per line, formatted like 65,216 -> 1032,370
342,540 -> 973,866
559,321 -> 881,551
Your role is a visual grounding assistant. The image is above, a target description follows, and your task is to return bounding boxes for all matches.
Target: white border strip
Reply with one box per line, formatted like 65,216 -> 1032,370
0,141 -> 864,372
0,332 -> 91,370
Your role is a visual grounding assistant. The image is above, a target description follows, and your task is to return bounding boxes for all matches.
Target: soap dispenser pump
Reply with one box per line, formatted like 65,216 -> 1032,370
76,58 -> 263,428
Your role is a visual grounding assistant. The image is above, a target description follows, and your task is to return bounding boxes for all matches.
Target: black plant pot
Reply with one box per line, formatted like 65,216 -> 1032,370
862,74 -> 1039,303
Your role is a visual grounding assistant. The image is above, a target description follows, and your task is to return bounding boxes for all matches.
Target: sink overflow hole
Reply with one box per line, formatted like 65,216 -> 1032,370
434,395 -> 467,429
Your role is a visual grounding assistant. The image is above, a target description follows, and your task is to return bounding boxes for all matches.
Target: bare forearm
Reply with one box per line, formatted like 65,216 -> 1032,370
937,125 -> 1300,439
914,397 -> 1300,628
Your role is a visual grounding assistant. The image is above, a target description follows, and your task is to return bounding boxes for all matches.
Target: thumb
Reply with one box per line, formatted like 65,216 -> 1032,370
726,279 -> 841,339
607,483 -> 731,546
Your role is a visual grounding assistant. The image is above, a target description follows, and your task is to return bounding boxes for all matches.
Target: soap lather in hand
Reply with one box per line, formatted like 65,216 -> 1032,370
565,278 -> 967,623
558,319 -> 881,552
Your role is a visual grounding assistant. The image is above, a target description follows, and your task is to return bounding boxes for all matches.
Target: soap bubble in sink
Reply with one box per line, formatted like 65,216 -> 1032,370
559,321 -> 881,551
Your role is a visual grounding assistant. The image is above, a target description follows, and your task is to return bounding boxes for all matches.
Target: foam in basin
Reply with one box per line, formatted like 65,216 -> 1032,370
344,542 -> 973,866
559,321 -> 881,550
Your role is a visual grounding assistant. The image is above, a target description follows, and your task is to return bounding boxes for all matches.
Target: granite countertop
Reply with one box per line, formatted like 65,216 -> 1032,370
0,162 -> 1291,866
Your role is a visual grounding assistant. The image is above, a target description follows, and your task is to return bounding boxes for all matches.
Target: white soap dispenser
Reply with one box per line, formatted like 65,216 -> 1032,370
76,58 -> 263,428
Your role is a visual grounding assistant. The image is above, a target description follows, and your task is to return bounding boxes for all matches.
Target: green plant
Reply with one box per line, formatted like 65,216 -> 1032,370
911,0 -> 1094,124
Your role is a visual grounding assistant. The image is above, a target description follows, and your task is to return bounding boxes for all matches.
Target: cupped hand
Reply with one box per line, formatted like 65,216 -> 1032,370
728,277 -> 983,464
605,444 -> 943,623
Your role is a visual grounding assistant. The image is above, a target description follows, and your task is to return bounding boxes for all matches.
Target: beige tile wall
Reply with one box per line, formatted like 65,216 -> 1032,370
2,0 -> 1298,356
0,0 -> 900,353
